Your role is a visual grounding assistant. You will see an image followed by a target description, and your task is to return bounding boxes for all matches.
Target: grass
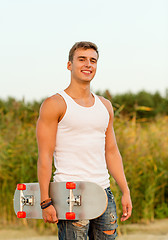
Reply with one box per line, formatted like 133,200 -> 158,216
0,99 -> 167,228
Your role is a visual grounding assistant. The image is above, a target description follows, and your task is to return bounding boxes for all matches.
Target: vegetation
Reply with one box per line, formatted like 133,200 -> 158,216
0,90 -> 167,229
99,89 -> 168,119
111,116 -> 168,223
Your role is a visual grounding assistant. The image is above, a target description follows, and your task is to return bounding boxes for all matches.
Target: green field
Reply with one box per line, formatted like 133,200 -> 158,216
0,93 -> 168,230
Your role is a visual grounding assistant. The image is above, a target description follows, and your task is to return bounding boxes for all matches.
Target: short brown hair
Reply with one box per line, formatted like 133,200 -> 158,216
69,41 -> 99,62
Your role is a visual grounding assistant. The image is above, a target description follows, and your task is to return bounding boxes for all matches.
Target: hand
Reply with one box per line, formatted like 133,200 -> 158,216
42,204 -> 58,224
120,192 -> 132,222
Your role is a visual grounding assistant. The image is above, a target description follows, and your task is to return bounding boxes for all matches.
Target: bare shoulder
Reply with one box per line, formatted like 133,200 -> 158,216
98,95 -> 114,117
39,94 -> 66,121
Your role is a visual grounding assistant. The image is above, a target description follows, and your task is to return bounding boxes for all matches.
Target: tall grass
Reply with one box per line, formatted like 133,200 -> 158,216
112,115 -> 168,223
0,100 -> 38,224
0,98 -> 167,227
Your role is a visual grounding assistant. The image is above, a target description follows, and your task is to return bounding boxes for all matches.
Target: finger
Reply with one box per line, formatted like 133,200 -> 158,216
122,205 -> 128,217
51,213 -> 58,223
51,218 -> 58,224
128,205 -> 132,214
52,220 -> 58,224
47,219 -> 54,224
121,215 -> 129,222
127,206 -> 132,218
47,215 -> 53,223
121,207 -> 132,221
52,215 -> 57,222
47,214 -> 58,224
121,212 -> 129,221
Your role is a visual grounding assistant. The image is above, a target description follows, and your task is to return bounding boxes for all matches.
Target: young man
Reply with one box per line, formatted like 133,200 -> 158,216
36,41 -> 132,239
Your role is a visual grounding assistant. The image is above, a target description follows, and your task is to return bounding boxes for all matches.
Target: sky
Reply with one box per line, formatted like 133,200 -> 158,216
0,0 -> 168,101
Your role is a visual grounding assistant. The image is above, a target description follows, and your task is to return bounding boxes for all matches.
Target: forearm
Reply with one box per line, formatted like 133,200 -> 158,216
106,148 -> 130,194
37,156 -> 53,201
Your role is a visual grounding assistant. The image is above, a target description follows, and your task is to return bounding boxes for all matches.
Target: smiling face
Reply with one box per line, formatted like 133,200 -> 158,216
67,48 -> 98,84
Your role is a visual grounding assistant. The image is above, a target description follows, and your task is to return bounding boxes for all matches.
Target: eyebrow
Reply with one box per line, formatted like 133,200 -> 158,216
78,56 -> 97,62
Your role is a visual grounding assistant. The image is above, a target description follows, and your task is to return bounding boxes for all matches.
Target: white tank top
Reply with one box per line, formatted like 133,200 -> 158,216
53,91 -> 110,189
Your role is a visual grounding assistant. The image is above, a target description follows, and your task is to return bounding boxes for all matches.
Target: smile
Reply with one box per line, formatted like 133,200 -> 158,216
81,70 -> 92,74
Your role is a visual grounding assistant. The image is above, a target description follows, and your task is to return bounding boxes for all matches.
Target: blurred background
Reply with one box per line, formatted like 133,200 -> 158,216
0,0 -> 168,239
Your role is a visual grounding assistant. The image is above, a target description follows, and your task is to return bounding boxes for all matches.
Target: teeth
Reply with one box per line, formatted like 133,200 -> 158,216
82,71 -> 91,73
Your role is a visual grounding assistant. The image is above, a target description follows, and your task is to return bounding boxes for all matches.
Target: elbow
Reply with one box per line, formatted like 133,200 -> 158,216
37,154 -> 53,169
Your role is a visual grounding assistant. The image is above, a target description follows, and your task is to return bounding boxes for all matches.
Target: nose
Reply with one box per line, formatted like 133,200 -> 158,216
84,59 -> 91,67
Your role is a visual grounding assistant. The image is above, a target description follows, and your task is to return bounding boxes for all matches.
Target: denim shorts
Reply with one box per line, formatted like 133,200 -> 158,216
57,187 -> 118,240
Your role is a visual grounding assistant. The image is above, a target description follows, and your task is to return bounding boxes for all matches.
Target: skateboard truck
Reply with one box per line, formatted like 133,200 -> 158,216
67,195 -> 81,206
66,182 -> 81,220
16,184 -> 34,218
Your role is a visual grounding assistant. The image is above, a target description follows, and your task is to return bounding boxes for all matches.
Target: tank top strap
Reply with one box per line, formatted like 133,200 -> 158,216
57,90 -> 73,106
92,92 -> 104,108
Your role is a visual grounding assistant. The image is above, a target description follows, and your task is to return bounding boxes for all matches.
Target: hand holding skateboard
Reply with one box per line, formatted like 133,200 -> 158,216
42,204 -> 58,223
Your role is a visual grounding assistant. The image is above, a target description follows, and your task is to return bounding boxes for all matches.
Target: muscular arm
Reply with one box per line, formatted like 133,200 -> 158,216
100,97 -> 132,221
36,95 -> 63,223
105,107 -> 129,195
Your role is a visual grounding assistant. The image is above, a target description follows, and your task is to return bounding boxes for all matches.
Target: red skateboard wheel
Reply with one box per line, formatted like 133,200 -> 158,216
17,211 -> 26,218
66,182 -> 76,189
66,212 -> 76,220
17,184 -> 26,190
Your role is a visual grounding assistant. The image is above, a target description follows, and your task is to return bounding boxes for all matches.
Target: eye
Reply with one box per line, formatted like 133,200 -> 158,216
91,60 -> 96,63
90,59 -> 97,63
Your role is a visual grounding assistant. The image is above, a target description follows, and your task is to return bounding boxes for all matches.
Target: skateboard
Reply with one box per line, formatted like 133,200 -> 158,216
13,181 -> 108,220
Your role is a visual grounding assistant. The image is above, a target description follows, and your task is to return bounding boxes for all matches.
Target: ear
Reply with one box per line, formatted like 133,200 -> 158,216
67,61 -> 72,71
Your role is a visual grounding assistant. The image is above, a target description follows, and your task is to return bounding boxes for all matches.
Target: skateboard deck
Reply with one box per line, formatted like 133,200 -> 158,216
13,181 -> 108,220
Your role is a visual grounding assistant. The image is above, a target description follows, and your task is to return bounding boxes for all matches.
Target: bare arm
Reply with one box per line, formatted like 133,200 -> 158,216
100,97 -> 132,221
36,95 -> 63,223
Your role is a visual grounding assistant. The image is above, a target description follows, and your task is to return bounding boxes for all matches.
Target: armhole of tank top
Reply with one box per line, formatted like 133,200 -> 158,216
91,92 -> 97,107
57,92 -> 68,124
97,95 -> 110,120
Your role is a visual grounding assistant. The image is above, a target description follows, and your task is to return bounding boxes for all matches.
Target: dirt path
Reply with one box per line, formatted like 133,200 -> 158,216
118,218 -> 168,240
0,219 -> 168,240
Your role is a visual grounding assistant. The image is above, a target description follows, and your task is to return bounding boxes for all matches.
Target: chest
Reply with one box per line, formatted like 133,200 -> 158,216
59,102 -> 109,133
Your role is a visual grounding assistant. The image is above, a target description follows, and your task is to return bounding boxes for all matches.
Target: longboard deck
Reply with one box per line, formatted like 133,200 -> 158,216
13,181 -> 108,220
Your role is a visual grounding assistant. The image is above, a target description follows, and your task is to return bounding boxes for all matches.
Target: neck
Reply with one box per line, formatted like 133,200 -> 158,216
65,81 -> 91,99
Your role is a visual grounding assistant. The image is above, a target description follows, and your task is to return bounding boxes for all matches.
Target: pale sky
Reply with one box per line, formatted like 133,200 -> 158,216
0,0 -> 168,101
